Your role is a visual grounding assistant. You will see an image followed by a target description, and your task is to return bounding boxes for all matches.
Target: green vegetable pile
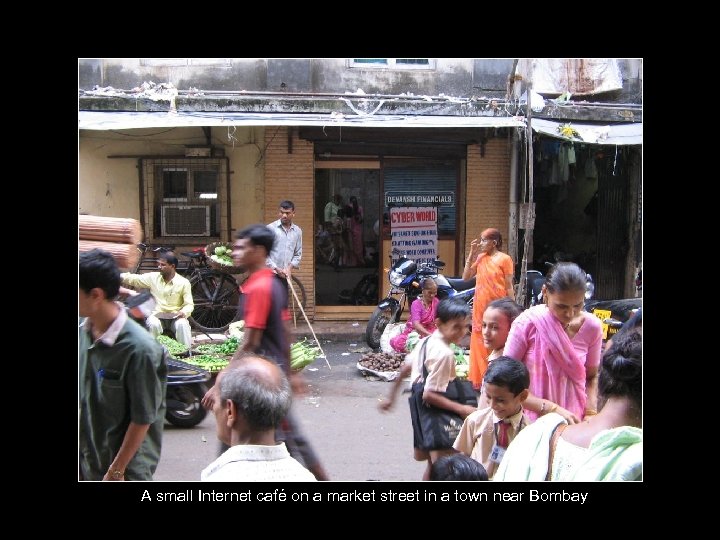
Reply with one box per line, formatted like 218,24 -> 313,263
210,245 -> 233,266
290,339 -> 322,371
195,336 -> 240,355
184,354 -> 229,373
450,343 -> 469,379
156,335 -> 188,356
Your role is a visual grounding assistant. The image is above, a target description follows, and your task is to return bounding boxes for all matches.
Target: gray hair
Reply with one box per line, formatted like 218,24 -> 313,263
219,364 -> 292,431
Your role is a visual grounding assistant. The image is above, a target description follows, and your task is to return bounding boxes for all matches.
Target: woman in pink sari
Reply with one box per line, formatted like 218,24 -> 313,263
504,262 -> 602,424
390,278 -> 439,353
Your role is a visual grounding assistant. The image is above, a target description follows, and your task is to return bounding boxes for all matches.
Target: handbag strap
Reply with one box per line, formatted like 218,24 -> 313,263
546,421 -> 568,481
419,338 -> 430,382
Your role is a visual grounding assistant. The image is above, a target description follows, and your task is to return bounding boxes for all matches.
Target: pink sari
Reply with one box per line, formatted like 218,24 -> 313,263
390,297 -> 438,353
505,305 -> 589,422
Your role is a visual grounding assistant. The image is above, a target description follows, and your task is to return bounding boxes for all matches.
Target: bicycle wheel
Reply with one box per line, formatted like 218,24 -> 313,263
287,275 -> 307,323
235,272 -> 307,323
188,270 -> 241,333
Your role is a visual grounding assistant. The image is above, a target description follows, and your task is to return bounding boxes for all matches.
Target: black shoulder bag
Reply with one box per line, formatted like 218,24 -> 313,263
407,339 -> 478,450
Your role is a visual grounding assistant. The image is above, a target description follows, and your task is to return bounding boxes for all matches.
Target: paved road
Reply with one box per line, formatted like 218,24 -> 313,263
154,338 -> 426,481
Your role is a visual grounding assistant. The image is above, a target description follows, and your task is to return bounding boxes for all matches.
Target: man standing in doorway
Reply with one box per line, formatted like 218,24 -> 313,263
267,200 -> 302,280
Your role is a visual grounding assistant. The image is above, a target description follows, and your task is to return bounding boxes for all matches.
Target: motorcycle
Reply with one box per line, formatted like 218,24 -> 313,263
125,291 -> 210,428
365,249 -> 475,350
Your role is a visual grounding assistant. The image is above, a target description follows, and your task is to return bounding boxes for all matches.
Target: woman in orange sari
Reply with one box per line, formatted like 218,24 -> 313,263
462,228 -> 514,389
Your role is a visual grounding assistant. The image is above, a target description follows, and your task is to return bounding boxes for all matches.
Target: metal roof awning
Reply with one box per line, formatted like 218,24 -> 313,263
531,118 -> 642,145
78,111 -> 526,131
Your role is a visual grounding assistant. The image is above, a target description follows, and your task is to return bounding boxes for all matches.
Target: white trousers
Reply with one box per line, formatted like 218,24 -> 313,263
147,315 -> 193,348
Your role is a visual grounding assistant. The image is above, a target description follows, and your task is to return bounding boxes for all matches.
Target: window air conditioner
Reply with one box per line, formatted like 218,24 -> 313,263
161,205 -> 210,236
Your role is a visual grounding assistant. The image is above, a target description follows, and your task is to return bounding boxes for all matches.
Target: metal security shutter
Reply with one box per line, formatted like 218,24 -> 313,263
384,165 -> 458,235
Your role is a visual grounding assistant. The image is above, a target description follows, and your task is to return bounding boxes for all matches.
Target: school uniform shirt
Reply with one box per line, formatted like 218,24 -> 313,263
453,406 -> 529,479
407,331 -> 457,392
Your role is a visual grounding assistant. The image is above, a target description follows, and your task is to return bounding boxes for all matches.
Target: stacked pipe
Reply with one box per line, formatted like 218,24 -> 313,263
79,215 -> 142,270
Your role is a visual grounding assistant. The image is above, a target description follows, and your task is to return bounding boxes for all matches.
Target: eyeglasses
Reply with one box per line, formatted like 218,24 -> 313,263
479,238 -> 491,243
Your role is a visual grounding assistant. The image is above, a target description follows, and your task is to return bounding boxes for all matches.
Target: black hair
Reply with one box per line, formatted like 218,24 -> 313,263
157,251 -> 178,268
279,200 -> 295,211
79,248 -> 120,299
430,453 -> 488,481
236,224 -> 277,255
483,356 -> 530,396
544,262 -> 587,295
486,298 -> 523,324
436,297 -> 471,323
599,329 -> 642,407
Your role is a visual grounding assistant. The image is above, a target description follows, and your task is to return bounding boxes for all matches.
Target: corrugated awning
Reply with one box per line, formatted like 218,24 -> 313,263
531,118 -> 642,145
78,111 -> 526,130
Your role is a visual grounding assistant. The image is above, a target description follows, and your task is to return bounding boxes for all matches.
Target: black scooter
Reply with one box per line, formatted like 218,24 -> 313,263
125,291 -> 210,428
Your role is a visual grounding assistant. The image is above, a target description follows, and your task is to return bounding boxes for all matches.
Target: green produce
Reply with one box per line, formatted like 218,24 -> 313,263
290,339 -> 321,371
196,336 -> 239,356
156,334 -> 188,356
184,354 -> 229,372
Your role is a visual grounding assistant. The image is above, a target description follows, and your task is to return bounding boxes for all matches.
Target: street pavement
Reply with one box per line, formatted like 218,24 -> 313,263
153,336 -> 427,481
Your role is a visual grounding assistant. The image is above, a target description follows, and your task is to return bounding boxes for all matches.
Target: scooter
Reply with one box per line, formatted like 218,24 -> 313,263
365,249 -> 475,350
125,291 -> 210,428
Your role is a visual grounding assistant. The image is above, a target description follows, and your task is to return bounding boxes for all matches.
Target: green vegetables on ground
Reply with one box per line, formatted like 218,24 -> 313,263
290,339 -> 322,371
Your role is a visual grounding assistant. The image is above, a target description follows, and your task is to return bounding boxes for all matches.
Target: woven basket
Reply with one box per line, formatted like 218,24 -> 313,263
205,242 -> 243,274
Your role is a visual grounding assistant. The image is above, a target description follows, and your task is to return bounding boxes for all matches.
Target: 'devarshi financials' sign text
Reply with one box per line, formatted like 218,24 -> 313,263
390,207 -> 438,266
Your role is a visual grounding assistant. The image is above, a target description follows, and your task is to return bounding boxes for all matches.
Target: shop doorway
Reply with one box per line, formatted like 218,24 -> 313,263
314,169 -> 381,307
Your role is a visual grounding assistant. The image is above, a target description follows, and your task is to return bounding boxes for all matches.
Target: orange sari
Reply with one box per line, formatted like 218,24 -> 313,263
468,251 -> 514,387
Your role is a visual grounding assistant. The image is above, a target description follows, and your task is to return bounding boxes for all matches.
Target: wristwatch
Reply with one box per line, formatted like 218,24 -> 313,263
109,469 -> 124,480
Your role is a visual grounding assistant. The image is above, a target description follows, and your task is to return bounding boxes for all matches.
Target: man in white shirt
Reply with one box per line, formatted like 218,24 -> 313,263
267,200 -> 302,279
201,354 -> 317,482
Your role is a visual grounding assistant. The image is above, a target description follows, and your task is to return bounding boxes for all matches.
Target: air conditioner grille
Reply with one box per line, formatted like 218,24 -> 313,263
161,205 -> 210,236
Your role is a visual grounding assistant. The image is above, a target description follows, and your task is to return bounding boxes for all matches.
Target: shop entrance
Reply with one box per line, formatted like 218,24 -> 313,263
314,168 -> 381,307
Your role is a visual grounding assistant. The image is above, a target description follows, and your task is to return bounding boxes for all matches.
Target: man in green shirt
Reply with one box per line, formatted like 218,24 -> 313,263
79,249 -> 167,481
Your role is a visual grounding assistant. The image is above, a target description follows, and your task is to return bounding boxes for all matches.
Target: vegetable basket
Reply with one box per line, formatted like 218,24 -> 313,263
205,241 -> 243,274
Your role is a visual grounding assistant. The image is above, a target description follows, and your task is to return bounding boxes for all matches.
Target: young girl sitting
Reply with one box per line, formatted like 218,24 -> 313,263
389,278 -> 439,353
380,298 -> 476,480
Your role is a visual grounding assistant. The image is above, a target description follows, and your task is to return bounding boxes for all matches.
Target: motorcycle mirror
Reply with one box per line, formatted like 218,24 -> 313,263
604,317 -> 624,329
434,260 -> 446,268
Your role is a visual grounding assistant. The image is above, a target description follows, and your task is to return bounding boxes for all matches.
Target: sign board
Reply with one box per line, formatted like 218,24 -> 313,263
390,207 -> 438,266
385,191 -> 455,207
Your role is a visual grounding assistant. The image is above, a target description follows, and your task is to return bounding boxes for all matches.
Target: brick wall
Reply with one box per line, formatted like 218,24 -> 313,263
263,127 -> 316,318
464,138 -> 512,262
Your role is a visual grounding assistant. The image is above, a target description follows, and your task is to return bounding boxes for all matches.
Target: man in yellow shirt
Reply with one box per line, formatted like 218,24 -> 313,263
120,251 -> 194,348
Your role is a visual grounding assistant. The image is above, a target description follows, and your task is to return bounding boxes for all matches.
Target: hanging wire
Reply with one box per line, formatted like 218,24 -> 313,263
226,125 -> 238,149
613,145 -> 618,176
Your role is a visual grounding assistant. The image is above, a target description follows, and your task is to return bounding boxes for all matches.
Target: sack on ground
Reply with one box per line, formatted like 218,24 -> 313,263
380,322 -> 405,353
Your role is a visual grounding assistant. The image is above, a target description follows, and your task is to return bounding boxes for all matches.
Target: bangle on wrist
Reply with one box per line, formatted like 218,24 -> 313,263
584,409 -> 597,416
109,469 -> 125,480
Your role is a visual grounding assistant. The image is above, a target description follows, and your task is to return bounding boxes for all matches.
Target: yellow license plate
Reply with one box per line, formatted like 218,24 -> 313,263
592,309 -> 612,340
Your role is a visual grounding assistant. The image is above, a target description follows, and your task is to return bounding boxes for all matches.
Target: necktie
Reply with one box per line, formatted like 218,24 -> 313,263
497,421 -> 509,448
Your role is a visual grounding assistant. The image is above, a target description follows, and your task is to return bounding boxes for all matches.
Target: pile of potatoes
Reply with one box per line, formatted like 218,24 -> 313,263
358,351 -> 406,372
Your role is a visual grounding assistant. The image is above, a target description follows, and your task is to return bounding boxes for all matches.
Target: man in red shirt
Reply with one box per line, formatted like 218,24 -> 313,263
202,224 -> 329,480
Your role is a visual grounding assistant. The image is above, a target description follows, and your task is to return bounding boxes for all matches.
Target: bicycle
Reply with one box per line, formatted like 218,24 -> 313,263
132,243 -> 242,333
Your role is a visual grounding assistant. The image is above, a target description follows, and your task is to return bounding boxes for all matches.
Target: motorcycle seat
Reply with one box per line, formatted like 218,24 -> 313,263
446,276 -> 476,291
